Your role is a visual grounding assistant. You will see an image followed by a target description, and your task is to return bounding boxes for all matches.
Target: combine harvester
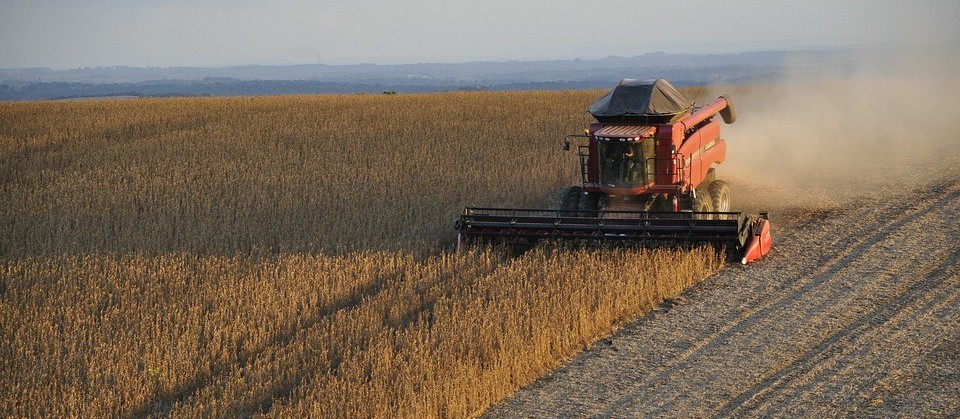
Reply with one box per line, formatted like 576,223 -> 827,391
455,79 -> 772,264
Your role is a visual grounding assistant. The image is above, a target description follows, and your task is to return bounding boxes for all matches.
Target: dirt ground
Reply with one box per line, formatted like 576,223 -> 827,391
483,174 -> 960,418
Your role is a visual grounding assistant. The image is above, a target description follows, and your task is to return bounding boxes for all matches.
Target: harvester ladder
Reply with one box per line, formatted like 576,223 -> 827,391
577,145 -> 590,185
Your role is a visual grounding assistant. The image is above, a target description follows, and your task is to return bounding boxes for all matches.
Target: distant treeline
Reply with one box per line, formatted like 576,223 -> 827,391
0,80 -> 452,101
0,76 -> 779,101
0,60 -> 797,101
0,79 -> 665,101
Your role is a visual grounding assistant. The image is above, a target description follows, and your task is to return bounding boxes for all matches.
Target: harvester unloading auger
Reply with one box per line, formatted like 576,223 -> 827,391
455,79 -> 772,264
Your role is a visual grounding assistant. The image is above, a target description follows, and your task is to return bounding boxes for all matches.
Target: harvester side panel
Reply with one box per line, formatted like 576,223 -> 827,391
677,119 -> 726,191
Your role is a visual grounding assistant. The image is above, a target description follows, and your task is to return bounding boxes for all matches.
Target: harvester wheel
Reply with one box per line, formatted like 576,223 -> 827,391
709,180 -> 731,212
578,192 -> 599,217
560,186 -> 581,216
695,190 -> 714,218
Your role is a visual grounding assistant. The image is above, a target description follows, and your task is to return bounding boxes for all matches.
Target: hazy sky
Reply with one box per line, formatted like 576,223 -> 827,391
1,0 -> 957,69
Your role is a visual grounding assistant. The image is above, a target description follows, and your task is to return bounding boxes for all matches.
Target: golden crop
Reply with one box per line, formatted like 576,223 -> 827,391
1,90 -> 721,417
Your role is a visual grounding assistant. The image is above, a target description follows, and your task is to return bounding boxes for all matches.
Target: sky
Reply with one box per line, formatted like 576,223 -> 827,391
1,0 -> 958,69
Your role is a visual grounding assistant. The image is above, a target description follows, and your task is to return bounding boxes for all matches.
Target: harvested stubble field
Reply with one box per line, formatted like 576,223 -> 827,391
0,90 -> 722,417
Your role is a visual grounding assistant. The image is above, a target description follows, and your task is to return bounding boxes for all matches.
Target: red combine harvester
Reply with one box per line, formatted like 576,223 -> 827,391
455,79 -> 772,264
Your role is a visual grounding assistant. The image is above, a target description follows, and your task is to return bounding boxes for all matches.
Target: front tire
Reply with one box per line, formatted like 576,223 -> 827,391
578,191 -> 599,217
694,189 -> 714,219
560,186 -> 581,216
709,180 -> 731,212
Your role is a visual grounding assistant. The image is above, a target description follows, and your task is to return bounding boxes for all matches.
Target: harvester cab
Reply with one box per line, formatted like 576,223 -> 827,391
456,78 -> 772,264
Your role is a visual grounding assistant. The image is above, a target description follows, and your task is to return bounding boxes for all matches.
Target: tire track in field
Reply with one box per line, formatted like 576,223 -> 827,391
716,247 -> 960,417
593,181 -> 960,416
484,178 -> 960,418
810,246 -> 960,417
625,182 -> 960,417
774,279 -> 960,417
771,254 -> 960,416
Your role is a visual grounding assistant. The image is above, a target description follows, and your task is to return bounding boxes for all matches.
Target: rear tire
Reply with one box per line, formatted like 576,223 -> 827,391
709,180 -> 731,212
560,186 -> 581,216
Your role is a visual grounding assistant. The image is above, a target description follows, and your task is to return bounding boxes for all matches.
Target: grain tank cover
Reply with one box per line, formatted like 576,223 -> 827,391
589,78 -> 693,123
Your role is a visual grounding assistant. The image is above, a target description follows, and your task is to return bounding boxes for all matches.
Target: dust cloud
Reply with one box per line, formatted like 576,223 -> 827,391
711,46 -> 960,212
